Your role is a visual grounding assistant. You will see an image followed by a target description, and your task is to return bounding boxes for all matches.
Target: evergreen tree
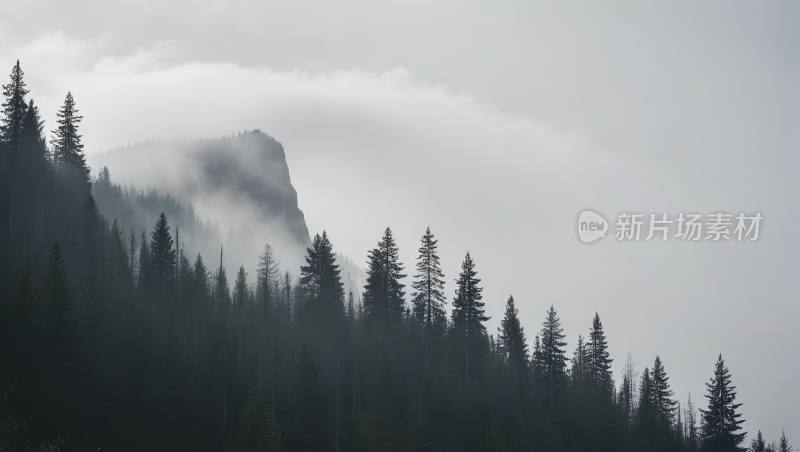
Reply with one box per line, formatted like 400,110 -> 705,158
411,227 -> 446,337
778,429 -> 793,452
750,431 -> 767,452
363,227 -> 406,329
700,355 -> 746,452
538,306 -> 567,412
1,60 -> 29,159
498,295 -> 529,386
18,99 -> 48,177
149,212 -> 176,297
685,394 -> 700,452
651,356 -> 677,431
215,246 -> 231,307
50,92 -> 89,184
256,243 -> 280,323
233,265 -> 249,312
571,335 -> 588,390
451,252 -> 487,383
299,231 -> 345,324
587,313 -> 613,391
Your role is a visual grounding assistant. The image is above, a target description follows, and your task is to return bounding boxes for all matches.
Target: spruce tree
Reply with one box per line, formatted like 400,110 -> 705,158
362,227 -> 406,329
50,91 -> 89,184
299,231 -> 345,324
18,99 -> 48,177
538,306 -> 567,412
256,243 -> 280,323
587,313 -> 613,391
149,212 -> 176,297
699,355 -> 746,452
451,252 -> 487,383
411,227 -> 446,337
651,356 -> 677,431
498,295 -> 529,385
685,394 -> 700,452
778,429 -> 793,452
215,246 -> 231,307
1,60 -> 29,159
233,266 -> 249,312
750,431 -> 767,452
571,335 -> 588,390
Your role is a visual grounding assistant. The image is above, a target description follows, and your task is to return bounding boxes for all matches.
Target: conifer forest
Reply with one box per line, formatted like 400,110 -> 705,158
0,63 -> 793,452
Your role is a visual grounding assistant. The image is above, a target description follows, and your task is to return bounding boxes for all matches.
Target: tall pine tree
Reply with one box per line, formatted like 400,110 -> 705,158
411,227 -> 446,336
50,92 -> 89,185
363,227 -> 406,329
538,306 -> 567,413
256,243 -> 280,324
149,212 -> 176,298
699,355 -> 746,452
1,60 -> 29,160
451,252 -> 487,384
498,295 -> 529,387
587,313 -> 613,392
299,231 -> 344,325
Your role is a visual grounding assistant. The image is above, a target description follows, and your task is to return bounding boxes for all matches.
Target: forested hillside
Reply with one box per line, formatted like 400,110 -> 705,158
89,130 -> 312,277
0,62 -> 793,452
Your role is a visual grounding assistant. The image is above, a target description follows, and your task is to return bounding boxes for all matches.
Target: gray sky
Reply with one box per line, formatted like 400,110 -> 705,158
1,0 -> 796,442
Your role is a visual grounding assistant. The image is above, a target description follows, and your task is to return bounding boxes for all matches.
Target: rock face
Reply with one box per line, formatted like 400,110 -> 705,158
91,130 -> 311,273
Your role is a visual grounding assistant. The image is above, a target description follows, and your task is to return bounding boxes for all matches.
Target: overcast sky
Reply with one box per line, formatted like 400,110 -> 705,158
1,0 -> 797,442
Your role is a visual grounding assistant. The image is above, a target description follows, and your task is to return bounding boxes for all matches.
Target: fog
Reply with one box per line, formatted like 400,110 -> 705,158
0,1 -> 796,442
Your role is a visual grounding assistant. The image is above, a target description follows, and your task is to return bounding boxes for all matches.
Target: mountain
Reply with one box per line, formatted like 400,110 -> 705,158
90,130 -> 311,274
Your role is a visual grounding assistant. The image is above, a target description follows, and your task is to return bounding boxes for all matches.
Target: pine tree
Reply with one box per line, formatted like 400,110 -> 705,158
18,99 -> 48,177
215,246 -> 231,307
256,243 -> 280,323
498,295 -> 529,386
636,366 -> 658,450
571,335 -> 588,390
750,431 -> 767,452
619,353 -> 638,426
538,306 -> 567,413
50,92 -> 89,184
587,313 -> 613,391
299,231 -> 345,325
149,212 -> 176,297
451,252 -> 487,384
778,429 -> 793,452
699,355 -> 746,452
233,266 -> 249,312
411,227 -> 447,338
363,227 -> 406,329
685,394 -> 700,452
651,356 -> 677,431
1,60 -> 29,159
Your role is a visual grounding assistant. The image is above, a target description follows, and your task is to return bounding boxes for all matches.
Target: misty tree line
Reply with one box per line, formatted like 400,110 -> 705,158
0,63 -> 793,452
